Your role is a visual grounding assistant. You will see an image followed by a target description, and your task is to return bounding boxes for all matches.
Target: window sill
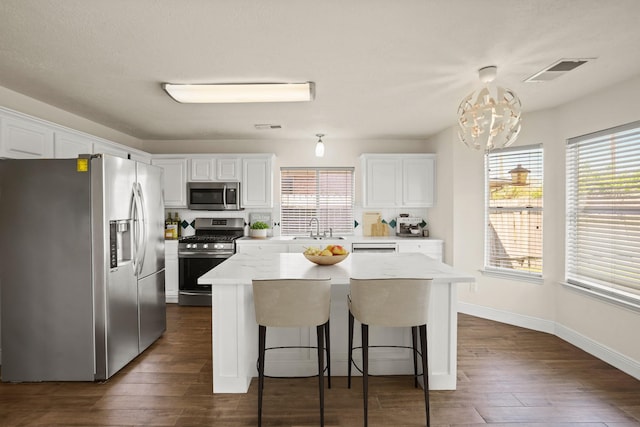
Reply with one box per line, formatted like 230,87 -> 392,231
480,268 -> 543,284
562,281 -> 640,312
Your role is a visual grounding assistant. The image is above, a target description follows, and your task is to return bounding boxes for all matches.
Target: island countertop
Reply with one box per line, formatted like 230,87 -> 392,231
200,252 -> 474,394
198,252 -> 474,286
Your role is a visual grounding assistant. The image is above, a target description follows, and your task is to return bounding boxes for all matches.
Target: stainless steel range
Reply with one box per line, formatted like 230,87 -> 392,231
178,217 -> 244,306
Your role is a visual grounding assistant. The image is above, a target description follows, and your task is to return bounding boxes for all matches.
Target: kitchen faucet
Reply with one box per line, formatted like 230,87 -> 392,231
309,217 -> 321,238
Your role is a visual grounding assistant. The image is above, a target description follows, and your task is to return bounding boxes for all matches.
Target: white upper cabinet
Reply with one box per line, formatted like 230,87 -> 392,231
361,154 -> 436,208
189,156 -> 242,181
190,158 -> 216,181
402,156 -> 435,207
216,157 -> 241,181
54,130 -> 94,158
364,157 -> 402,207
242,155 -> 274,208
0,115 -> 54,158
93,141 -> 129,159
151,158 -> 188,207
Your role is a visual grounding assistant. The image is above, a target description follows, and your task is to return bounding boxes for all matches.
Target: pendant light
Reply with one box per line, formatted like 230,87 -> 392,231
315,134 -> 325,157
457,66 -> 522,152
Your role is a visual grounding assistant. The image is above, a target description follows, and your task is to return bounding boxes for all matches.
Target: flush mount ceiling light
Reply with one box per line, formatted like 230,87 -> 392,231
315,134 -> 325,157
162,82 -> 315,103
457,66 -> 522,152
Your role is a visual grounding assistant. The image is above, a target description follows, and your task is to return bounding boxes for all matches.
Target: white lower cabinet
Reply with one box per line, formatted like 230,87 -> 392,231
397,240 -> 443,261
236,243 -> 288,254
0,115 -> 54,158
165,240 -> 179,303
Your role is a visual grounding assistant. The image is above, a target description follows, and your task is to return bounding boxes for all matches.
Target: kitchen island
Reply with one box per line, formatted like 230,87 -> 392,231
199,252 -> 474,393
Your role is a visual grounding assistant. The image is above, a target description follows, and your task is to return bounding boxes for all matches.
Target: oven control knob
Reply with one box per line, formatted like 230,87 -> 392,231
214,244 -> 224,250
203,244 -> 209,249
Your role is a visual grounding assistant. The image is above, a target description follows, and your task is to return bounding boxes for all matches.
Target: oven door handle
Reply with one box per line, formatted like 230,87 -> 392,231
179,251 -> 234,258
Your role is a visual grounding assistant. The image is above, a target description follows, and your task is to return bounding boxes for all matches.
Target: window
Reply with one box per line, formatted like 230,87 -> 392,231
280,167 -> 354,236
485,145 -> 543,279
566,121 -> 640,303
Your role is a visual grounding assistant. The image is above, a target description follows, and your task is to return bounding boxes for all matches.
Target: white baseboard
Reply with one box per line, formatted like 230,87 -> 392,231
458,302 -> 640,381
458,301 -> 556,334
555,323 -> 640,380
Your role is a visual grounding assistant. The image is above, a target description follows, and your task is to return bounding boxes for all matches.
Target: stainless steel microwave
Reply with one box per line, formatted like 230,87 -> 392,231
187,182 -> 242,210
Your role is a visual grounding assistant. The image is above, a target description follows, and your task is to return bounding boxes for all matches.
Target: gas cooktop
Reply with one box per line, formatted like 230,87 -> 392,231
179,235 -> 240,243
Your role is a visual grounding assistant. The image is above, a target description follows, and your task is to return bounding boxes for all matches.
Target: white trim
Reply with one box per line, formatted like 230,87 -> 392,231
555,323 -> 640,381
458,302 -> 640,381
480,268 -> 544,285
458,302 -> 555,333
562,281 -> 640,312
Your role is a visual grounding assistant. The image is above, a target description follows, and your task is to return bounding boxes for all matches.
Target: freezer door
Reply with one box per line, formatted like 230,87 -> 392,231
135,162 -> 166,278
138,270 -> 167,352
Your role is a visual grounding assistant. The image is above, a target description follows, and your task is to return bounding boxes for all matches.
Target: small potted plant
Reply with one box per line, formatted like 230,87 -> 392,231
249,221 -> 270,239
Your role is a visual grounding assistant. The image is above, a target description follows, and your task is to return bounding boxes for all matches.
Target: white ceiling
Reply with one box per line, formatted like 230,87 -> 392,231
1,0 -> 640,143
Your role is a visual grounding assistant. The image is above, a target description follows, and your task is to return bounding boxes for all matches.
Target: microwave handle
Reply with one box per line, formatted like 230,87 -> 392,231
223,184 -> 227,209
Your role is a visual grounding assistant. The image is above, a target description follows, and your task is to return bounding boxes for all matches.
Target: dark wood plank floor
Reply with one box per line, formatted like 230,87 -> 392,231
1,305 -> 639,426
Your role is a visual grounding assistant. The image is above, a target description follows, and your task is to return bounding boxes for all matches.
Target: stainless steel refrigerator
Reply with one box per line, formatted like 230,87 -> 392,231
0,154 -> 166,381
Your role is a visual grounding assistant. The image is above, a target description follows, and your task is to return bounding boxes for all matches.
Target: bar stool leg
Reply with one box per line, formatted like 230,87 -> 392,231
325,319 -> 331,389
419,324 -> 430,427
258,325 -> 266,427
316,325 -> 325,427
362,323 -> 369,427
348,310 -> 354,388
411,326 -> 419,388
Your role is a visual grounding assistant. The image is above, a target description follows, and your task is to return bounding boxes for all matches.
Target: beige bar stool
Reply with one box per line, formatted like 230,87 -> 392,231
252,278 -> 332,427
347,278 -> 432,427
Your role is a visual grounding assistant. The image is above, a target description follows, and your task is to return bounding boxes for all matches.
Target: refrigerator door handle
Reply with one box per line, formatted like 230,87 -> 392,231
130,184 -> 139,274
131,183 -> 145,276
135,182 -> 148,276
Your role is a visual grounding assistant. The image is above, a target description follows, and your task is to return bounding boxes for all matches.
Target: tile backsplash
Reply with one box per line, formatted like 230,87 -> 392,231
165,205 -> 429,238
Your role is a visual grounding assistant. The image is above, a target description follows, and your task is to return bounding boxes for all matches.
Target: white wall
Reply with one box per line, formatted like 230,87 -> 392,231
429,74 -> 640,374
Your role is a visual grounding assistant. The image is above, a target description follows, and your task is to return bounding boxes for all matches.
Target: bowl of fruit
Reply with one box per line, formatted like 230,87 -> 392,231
303,245 -> 349,265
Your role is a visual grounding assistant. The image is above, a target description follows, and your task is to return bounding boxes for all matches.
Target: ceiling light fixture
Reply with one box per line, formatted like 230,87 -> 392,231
162,82 -> 315,103
315,134 -> 325,157
457,66 -> 522,152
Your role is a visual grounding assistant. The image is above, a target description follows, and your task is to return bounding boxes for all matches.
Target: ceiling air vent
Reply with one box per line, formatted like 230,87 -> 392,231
524,58 -> 594,83
254,124 -> 282,130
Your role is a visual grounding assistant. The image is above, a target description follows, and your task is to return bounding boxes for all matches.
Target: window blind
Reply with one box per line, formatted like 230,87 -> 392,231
566,121 -> 640,298
280,167 -> 354,236
485,145 -> 543,276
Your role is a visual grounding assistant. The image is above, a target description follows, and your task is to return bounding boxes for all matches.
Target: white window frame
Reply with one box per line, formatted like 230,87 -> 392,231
565,120 -> 640,310
483,145 -> 543,283
280,167 -> 355,236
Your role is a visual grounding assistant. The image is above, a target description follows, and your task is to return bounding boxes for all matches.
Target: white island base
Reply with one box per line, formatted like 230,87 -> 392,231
198,253 -> 474,393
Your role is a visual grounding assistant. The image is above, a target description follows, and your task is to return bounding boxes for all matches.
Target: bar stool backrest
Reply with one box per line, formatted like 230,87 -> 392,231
252,278 -> 332,327
349,278 -> 432,327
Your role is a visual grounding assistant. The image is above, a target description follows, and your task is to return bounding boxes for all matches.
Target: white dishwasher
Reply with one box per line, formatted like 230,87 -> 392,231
351,242 -> 398,253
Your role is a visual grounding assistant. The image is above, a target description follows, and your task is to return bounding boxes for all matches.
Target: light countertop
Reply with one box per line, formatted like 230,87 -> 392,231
198,252 -> 473,286
237,235 -> 441,243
